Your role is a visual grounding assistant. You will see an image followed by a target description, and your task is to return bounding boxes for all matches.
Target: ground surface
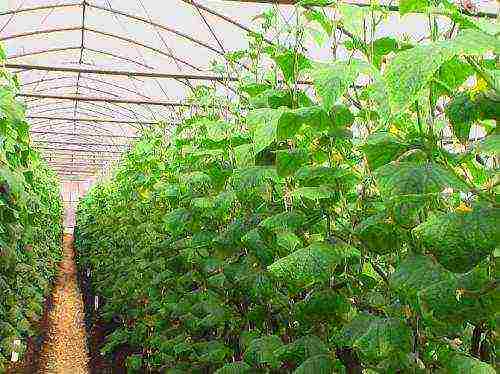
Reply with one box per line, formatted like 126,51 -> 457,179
37,234 -> 90,374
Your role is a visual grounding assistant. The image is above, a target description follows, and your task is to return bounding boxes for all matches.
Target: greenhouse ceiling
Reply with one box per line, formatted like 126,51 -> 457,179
0,0 -> 496,178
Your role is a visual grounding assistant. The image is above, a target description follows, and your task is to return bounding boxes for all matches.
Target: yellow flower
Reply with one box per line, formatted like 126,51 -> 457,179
138,188 -> 150,200
471,76 -> 488,99
455,201 -> 472,213
389,124 -> 399,135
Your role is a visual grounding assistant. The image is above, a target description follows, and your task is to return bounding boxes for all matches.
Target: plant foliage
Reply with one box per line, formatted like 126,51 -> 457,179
75,3 -> 498,373
0,46 -> 63,370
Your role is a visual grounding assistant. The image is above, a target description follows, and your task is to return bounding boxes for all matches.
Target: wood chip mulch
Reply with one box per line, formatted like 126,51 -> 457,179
37,234 -> 90,374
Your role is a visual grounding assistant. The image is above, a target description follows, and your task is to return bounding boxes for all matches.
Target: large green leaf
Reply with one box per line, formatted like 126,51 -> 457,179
291,186 -> 334,201
413,206 -> 500,273
276,149 -> 309,177
0,88 -> 24,123
230,166 -> 279,190
375,161 -> 468,226
272,49 -> 312,84
214,362 -> 251,374
399,0 -> 429,15
309,59 -> 367,111
417,266 -> 498,325
445,93 -> 478,142
340,314 -> 412,363
475,134 -> 499,155
260,211 -> 307,232
338,4 -> 369,38
373,158 -> 433,186
361,132 -> 408,170
294,290 -> 350,321
295,166 -> 356,188
268,242 -> 350,289
275,106 -> 332,141
233,143 -> 255,167
371,37 -> 399,69
355,212 -> 405,255
250,88 -> 293,109
444,354 -> 496,373
390,254 -> 456,302
204,120 -> 232,142
274,335 -> 329,365
247,108 -> 285,154
243,335 -> 283,368
276,229 -> 302,252
384,29 -> 499,113
434,56 -> 474,98
292,354 -> 337,374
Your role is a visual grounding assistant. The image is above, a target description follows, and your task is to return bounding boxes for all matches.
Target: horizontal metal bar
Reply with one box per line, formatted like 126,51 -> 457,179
7,46 -> 81,59
31,130 -> 139,139
5,63 -> 311,85
43,154 -> 120,160
47,159 -> 109,166
36,146 -> 124,154
52,168 -> 100,173
33,139 -> 130,147
18,93 -> 192,107
83,47 -> 154,70
21,76 -> 153,101
0,26 -> 81,41
28,106 -> 141,123
27,115 -> 157,125
0,3 -> 81,17
4,63 -> 238,81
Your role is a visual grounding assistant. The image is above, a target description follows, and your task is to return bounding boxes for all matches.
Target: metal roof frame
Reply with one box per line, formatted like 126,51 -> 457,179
1,0 -> 495,178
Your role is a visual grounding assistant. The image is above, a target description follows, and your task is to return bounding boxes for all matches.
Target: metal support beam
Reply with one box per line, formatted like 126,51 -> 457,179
6,63 -> 311,85
42,154 -> 119,160
33,139 -> 130,147
18,93 -> 193,107
7,46 -> 80,60
4,63 -> 239,81
31,130 -> 139,139
28,105 -> 143,122
0,3 -> 81,17
0,26 -> 81,41
36,146 -> 124,154
26,115 -> 157,125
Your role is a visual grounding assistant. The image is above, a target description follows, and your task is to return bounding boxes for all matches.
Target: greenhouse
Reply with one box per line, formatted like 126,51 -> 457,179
0,0 -> 499,372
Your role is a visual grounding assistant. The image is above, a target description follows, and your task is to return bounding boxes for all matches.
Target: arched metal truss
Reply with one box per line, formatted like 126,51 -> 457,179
0,0 -> 496,178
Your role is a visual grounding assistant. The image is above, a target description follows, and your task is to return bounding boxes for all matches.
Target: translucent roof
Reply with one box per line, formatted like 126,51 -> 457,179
1,0 -> 496,179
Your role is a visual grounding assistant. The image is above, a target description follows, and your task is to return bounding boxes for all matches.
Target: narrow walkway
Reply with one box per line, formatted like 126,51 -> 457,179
38,234 -> 89,374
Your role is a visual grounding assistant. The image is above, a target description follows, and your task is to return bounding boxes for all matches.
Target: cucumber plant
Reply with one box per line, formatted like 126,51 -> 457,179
75,2 -> 498,372
0,45 -> 63,371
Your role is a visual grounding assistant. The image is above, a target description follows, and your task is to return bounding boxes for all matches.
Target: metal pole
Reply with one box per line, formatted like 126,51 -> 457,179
18,93 -> 194,106
4,63 -> 239,81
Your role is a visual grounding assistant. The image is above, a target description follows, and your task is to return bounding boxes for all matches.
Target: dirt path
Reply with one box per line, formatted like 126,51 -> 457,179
38,234 -> 89,374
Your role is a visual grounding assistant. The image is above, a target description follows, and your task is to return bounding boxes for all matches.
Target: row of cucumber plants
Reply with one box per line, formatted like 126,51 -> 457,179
75,1 -> 498,373
0,46 -> 63,371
